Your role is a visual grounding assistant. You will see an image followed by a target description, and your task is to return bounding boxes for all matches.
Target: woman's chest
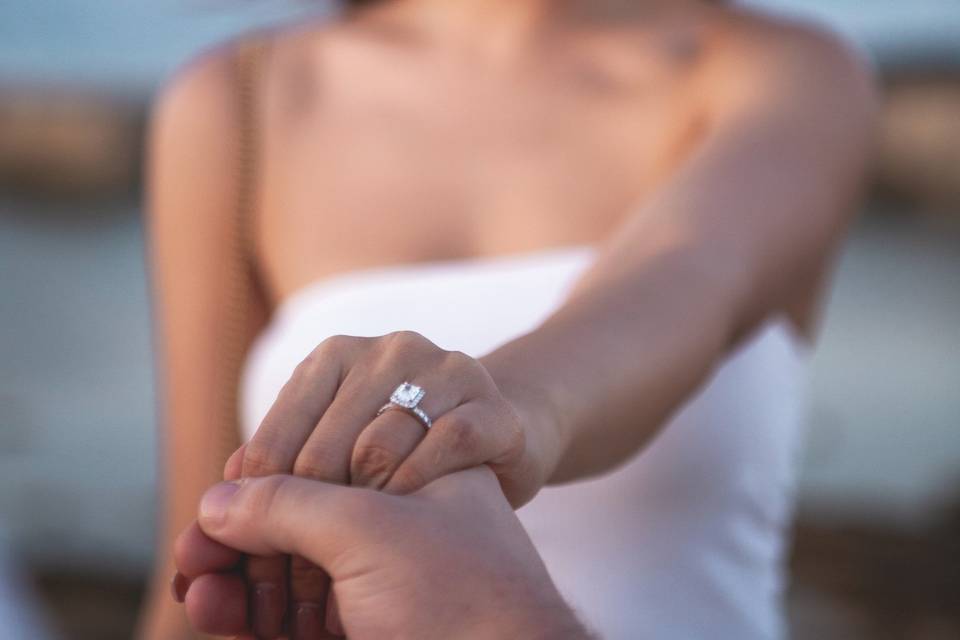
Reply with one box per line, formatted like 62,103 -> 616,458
255,59 -> 702,303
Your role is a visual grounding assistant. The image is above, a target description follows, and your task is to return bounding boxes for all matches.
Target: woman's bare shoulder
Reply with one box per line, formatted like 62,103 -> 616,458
152,19 -> 332,125
152,39 -> 248,145
700,7 -> 879,111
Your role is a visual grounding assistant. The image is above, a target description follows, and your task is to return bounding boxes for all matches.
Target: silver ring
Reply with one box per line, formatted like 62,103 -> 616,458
376,381 -> 432,429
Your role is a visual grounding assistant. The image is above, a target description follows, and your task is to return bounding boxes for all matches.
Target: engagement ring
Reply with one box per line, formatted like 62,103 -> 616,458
376,381 -> 433,429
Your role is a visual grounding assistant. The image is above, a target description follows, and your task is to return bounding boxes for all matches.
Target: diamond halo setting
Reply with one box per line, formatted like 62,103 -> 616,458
376,381 -> 432,429
390,382 -> 425,408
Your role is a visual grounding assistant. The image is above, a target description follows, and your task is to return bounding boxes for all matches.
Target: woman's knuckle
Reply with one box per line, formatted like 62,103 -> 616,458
307,335 -> 354,364
442,349 -> 475,371
292,350 -> 324,383
351,442 -> 400,483
487,400 -> 525,455
443,414 -> 479,455
437,350 -> 486,391
443,348 -> 467,361
321,333 -> 353,351
503,412 -> 525,454
390,463 -> 430,494
242,439 -> 283,476
292,452 -> 334,481
393,329 -> 425,343
385,330 -> 429,353
454,352 -> 495,389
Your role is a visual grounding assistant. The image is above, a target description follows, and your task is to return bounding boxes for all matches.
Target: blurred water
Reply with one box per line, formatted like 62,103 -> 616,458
1,0 -> 959,91
1,199 -> 958,576
742,0 -> 960,64
0,0 -> 328,91
0,205 -> 156,575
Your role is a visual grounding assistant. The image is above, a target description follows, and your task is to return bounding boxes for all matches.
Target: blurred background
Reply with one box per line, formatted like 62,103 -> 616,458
0,1 -> 958,638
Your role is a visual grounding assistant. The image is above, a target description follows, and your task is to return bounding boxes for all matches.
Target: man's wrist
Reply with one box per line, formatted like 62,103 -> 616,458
493,598 -> 591,640
458,584 -> 588,640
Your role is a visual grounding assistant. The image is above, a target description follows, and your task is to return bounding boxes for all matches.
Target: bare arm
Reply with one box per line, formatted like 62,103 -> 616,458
482,22 -> 880,483
137,50 -> 269,640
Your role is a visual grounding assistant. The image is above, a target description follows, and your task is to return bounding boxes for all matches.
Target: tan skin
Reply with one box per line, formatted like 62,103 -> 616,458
139,0 -> 878,638
178,469 -> 591,639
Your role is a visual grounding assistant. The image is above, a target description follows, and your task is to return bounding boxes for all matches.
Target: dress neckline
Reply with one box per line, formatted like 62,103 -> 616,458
271,242 -> 598,322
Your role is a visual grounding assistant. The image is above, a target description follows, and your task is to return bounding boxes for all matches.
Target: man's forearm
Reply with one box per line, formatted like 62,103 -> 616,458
465,589 -> 593,640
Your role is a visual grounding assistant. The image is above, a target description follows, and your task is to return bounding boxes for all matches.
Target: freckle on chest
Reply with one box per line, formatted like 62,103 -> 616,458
661,29 -> 704,66
278,54 -> 320,120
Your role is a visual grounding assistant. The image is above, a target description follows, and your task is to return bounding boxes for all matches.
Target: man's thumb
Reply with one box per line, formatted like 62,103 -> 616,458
197,475 -> 363,568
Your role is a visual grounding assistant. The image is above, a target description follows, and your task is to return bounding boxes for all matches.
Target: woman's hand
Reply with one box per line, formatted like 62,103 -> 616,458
230,330 -> 557,639
238,330 -> 550,502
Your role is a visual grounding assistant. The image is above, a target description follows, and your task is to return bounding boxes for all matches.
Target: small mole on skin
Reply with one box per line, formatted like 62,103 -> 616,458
282,52 -> 319,119
663,30 -> 704,65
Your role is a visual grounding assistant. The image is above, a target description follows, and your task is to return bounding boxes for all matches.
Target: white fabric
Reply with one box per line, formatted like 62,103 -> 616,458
240,244 -> 810,639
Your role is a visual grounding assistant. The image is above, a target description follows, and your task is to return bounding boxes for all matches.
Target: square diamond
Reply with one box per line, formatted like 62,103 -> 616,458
391,382 -> 424,408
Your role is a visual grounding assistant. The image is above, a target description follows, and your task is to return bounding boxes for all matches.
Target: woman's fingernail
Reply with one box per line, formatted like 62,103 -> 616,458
293,602 -> 323,639
199,481 -> 242,525
170,572 -> 189,603
253,583 -> 284,639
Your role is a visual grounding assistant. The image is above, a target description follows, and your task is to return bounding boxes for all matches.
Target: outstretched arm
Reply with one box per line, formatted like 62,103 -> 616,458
481,21 -> 879,483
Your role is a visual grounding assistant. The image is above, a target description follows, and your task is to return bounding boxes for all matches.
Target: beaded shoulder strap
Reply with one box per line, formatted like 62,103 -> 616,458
234,37 -> 266,271
211,36 -> 270,474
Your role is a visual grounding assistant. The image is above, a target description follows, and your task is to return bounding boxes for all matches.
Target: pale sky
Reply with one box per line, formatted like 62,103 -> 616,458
0,0 -> 958,90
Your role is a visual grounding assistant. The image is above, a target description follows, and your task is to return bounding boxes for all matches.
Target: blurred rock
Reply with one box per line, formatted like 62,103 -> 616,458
33,570 -> 142,640
876,74 -> 960,213
0,87 -> 145,201
788,501 -> 960,640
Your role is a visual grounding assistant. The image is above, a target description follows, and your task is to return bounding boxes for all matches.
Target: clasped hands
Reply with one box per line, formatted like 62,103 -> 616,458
172,331 -> 584,639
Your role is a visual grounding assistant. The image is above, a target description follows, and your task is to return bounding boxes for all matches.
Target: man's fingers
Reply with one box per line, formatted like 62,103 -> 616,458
325,590 -> 345,636
287,554 -> 331,640
183,572 -> 249,637
242,341 -> 362,639
244,556 -> 287,639
240,341 -> 344,640
198,476 -> 385,570
284,371 -> 394,640
174,520 -> 242,578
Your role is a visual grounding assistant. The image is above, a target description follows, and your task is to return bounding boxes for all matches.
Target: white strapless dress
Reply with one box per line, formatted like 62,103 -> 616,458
240,244 -> 810,639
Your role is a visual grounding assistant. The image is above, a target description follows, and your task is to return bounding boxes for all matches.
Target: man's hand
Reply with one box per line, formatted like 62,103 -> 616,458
173,467 -> 588,640
232,331 -> 559,638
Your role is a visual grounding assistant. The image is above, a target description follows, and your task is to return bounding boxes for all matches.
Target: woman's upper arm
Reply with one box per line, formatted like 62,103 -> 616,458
139,45 -> 272,640
146,48 -> 268,532
600,19 -> 879,340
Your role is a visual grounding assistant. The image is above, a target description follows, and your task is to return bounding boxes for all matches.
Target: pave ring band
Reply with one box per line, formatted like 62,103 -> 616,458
376,381 -> 433,429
